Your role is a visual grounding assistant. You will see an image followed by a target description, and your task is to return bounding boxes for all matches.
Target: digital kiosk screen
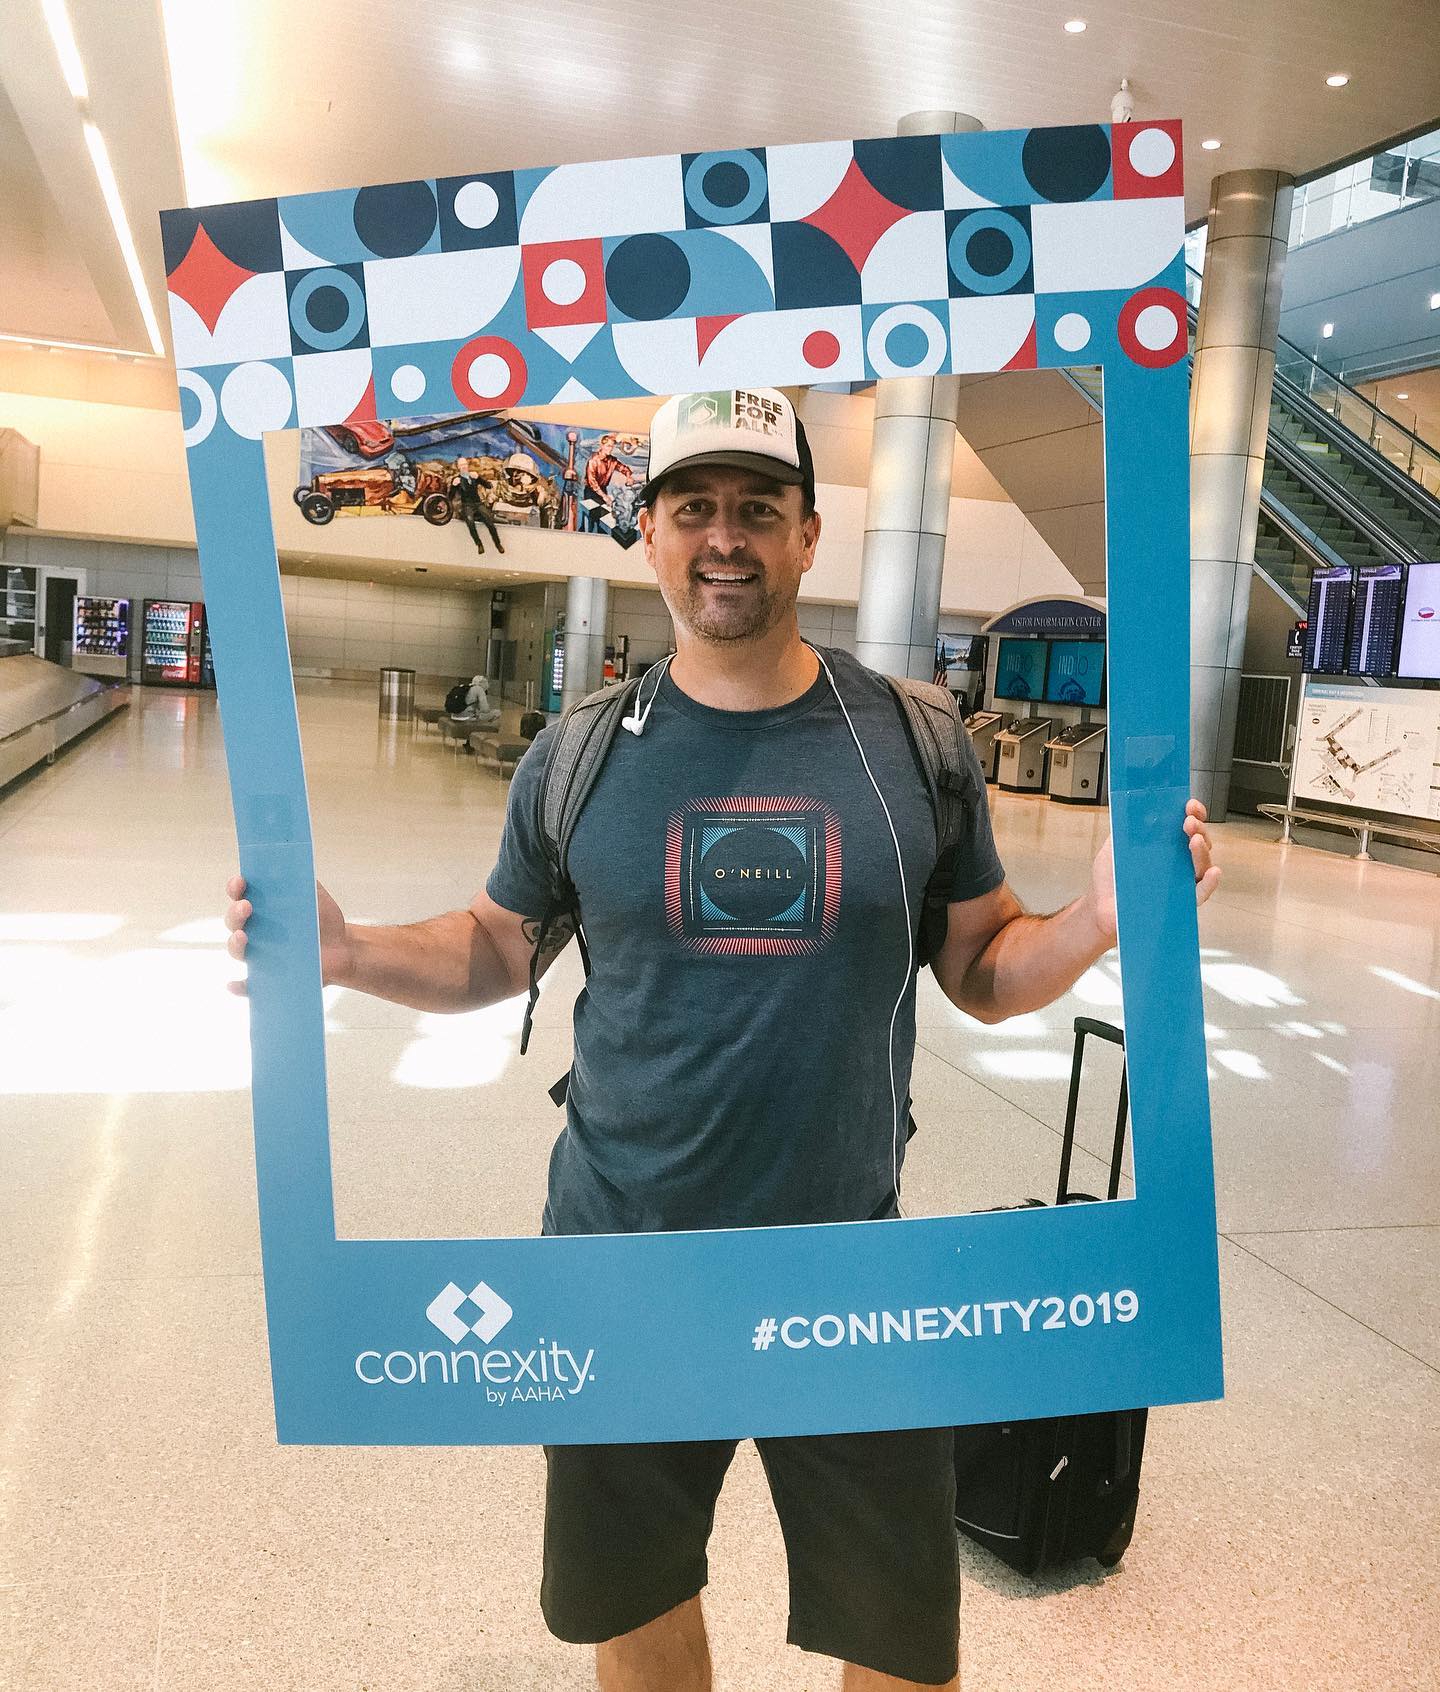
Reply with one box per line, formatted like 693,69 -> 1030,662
1302,565 -> 1354,674
994,637 -> 1048,701
1397,560 -> 1440,679
1346,564 -> 1405,676
1044,640 -> 1106,705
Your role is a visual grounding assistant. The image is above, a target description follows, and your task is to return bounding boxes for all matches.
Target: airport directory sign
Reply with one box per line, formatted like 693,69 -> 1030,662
1044,639 -> 1106,706
994,637 -> 1049,701
1397,561 -> 1440,680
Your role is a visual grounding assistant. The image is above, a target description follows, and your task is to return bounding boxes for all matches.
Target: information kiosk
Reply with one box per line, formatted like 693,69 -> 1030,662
964,708 -> 1005,782
996,716 -> 1056,791
1045,724 -> 1107,802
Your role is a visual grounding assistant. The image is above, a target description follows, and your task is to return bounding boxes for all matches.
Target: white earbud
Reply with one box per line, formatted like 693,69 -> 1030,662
622,655 -> 673,735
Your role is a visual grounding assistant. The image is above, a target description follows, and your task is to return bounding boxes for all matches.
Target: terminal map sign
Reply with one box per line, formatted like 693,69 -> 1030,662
162,119 -> 1223,1444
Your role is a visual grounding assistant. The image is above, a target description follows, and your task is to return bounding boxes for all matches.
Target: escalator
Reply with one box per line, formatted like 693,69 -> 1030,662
1057,273 -> 1440,614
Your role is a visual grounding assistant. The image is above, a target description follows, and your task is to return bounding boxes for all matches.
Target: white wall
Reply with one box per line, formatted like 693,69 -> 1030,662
279,573 -> 490,684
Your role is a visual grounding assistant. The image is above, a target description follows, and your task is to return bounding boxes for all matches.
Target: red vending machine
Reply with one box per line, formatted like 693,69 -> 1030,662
141,600 -> 207,686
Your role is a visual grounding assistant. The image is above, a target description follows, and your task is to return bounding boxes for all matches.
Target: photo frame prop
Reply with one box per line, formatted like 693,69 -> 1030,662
163,120 -> 1221,1444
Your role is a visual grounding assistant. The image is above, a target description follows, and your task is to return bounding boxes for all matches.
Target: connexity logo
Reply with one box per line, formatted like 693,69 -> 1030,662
353,1280 -> 597,1405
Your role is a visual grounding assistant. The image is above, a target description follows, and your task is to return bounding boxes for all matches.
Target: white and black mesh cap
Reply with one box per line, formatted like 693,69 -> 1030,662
641,389 -> 815,507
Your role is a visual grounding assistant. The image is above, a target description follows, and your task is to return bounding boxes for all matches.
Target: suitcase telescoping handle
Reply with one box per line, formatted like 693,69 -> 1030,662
1056,1017 -> 1129,1206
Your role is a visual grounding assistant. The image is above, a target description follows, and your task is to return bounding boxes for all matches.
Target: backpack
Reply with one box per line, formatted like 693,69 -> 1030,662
517,658 -> 979,1058
444,682 -> 470,715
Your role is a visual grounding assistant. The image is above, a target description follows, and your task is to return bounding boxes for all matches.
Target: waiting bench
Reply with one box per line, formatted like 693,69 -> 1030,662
469,732 -> 531,775
1258,803 -> 1440,866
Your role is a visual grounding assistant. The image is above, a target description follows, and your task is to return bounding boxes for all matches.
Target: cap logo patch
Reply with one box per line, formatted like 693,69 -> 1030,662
678,391 -> 729,431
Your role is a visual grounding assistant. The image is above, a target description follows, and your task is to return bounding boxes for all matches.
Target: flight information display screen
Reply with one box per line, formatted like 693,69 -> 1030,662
994,637 -> 1049,701
1044,639 -> 1106,705
1397,560 -> 1440,679
1346,563 -> 1405,676
1302,565 -> 1354,674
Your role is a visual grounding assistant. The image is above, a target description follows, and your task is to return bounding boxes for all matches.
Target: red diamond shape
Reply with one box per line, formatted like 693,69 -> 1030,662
802,159 -> 910,272
167,224 -> 256,335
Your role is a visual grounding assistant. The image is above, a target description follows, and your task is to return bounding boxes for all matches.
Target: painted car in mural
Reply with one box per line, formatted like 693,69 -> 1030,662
296,410 -> 648,546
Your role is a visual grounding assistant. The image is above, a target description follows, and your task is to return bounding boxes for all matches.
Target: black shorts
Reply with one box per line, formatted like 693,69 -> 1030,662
541,1426 -> 959,1685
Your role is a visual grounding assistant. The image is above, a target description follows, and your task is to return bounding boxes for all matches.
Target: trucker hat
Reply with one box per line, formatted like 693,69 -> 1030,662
640,388 -> 815,507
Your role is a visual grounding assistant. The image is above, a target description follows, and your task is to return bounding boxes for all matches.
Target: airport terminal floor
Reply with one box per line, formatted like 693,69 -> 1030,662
2,679 -> 1437,1690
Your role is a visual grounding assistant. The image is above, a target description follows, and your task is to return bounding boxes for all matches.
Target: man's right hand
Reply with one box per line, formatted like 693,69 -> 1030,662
223,874 -> 350,997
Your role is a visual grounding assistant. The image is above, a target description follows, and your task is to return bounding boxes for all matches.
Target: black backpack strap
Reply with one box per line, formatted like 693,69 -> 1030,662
884,675 -> 977,966
518,675 -> 644,1056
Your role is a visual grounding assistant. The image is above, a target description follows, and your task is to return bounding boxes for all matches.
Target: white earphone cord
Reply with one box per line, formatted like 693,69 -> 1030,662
806,645 -> 914,1221
622,654 -> 674,736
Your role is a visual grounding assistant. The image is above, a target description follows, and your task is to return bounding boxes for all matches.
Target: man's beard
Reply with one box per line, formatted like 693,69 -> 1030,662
674,550 -> 789,644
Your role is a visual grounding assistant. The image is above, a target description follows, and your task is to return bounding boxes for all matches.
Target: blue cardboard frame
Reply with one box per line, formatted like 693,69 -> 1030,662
163,121 -> 1222,1443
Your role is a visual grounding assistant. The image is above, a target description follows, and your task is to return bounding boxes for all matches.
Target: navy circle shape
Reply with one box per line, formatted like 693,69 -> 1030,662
1021,125 -> 1111,202
306,285 -> 350,334
353,181 -> 438,258
606,234 -> 692,320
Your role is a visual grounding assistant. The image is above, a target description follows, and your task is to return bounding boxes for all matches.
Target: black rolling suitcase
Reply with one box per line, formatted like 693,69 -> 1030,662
953,1017 -> 1148,1576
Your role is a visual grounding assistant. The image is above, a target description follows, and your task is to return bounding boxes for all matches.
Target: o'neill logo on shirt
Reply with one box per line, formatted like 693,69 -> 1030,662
665,796 -> 842,956
352,1280 -> 597,1405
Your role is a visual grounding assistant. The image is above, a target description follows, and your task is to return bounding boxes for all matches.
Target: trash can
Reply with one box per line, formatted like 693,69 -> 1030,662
378,666 -> 415,720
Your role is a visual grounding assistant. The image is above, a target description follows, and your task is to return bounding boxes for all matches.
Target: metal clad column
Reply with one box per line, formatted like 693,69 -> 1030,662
854,110 -> 982,679
1189,169 -> 1294,819
560,574 -> 609,710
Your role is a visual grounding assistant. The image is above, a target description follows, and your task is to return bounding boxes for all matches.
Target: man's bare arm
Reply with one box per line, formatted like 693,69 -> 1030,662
224,878 -> 569,1012
930,800 -> 1220,1024
930,882 -> 1111,1025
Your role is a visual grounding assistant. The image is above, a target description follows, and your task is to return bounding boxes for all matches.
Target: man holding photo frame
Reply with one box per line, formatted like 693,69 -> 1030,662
226,386 -> 1217,1691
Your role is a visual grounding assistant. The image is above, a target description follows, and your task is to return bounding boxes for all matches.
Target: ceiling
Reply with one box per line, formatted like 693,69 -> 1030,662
1,0 -> 1436,377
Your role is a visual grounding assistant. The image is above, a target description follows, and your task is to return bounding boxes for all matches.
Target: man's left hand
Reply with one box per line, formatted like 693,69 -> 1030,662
1089,798 -> 1221,947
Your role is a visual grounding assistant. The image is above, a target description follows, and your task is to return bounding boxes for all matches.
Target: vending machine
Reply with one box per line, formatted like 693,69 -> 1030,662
141,599 -> 207,686
71,596 -> 130,678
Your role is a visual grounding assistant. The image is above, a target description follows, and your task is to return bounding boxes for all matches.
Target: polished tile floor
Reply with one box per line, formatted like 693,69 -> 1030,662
1,680 -> 1437,1690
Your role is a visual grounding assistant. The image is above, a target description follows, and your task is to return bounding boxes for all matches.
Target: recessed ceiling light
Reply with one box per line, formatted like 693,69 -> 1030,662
1396,392 -> 1409,400
1201,138 -> 1222,151
1322,322 -> 1334,337
1325,73 -> 1349,87
1430,292 -> 1440,310
1063,18 -> 1087,32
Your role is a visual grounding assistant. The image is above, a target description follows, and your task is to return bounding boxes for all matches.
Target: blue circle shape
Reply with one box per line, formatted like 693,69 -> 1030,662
883,320 -> 932,369
606,234 -> 692,320
684,151 -> 768,225
180,383 -> 202,432
289,268 -> 366,351
947,211 -> 1031,294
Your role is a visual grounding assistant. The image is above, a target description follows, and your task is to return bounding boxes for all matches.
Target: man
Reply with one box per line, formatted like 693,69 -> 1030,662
581,432 -> 637,533
451,456 -> 506,556
226,388 -> 1219,1690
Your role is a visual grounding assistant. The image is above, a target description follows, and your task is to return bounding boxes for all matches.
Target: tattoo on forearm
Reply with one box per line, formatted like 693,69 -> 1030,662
522,911 -> 575,968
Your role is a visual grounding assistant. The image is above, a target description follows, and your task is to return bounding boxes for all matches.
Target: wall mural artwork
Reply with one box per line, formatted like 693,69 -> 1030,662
162,120 -> 1223,1447
295,413 -> 649,548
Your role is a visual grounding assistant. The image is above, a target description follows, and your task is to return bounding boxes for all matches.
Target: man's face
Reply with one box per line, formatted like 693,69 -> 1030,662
639,465 -> 820,645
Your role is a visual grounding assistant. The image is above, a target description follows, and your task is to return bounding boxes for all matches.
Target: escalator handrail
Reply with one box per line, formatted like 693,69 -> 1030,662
1191,263 -> 1434,477
1265,374 -> 1440,533
1264,430 -> 1424,563
1062,341 -> 1422,562
1257,487 -> 1354,580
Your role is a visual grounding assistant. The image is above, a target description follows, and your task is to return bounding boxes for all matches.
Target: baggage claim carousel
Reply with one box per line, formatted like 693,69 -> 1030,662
0,642 -> 129,789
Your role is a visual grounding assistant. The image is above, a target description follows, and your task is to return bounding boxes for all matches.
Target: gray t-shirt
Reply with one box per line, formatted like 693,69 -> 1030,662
487,647 -> 1005,1236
